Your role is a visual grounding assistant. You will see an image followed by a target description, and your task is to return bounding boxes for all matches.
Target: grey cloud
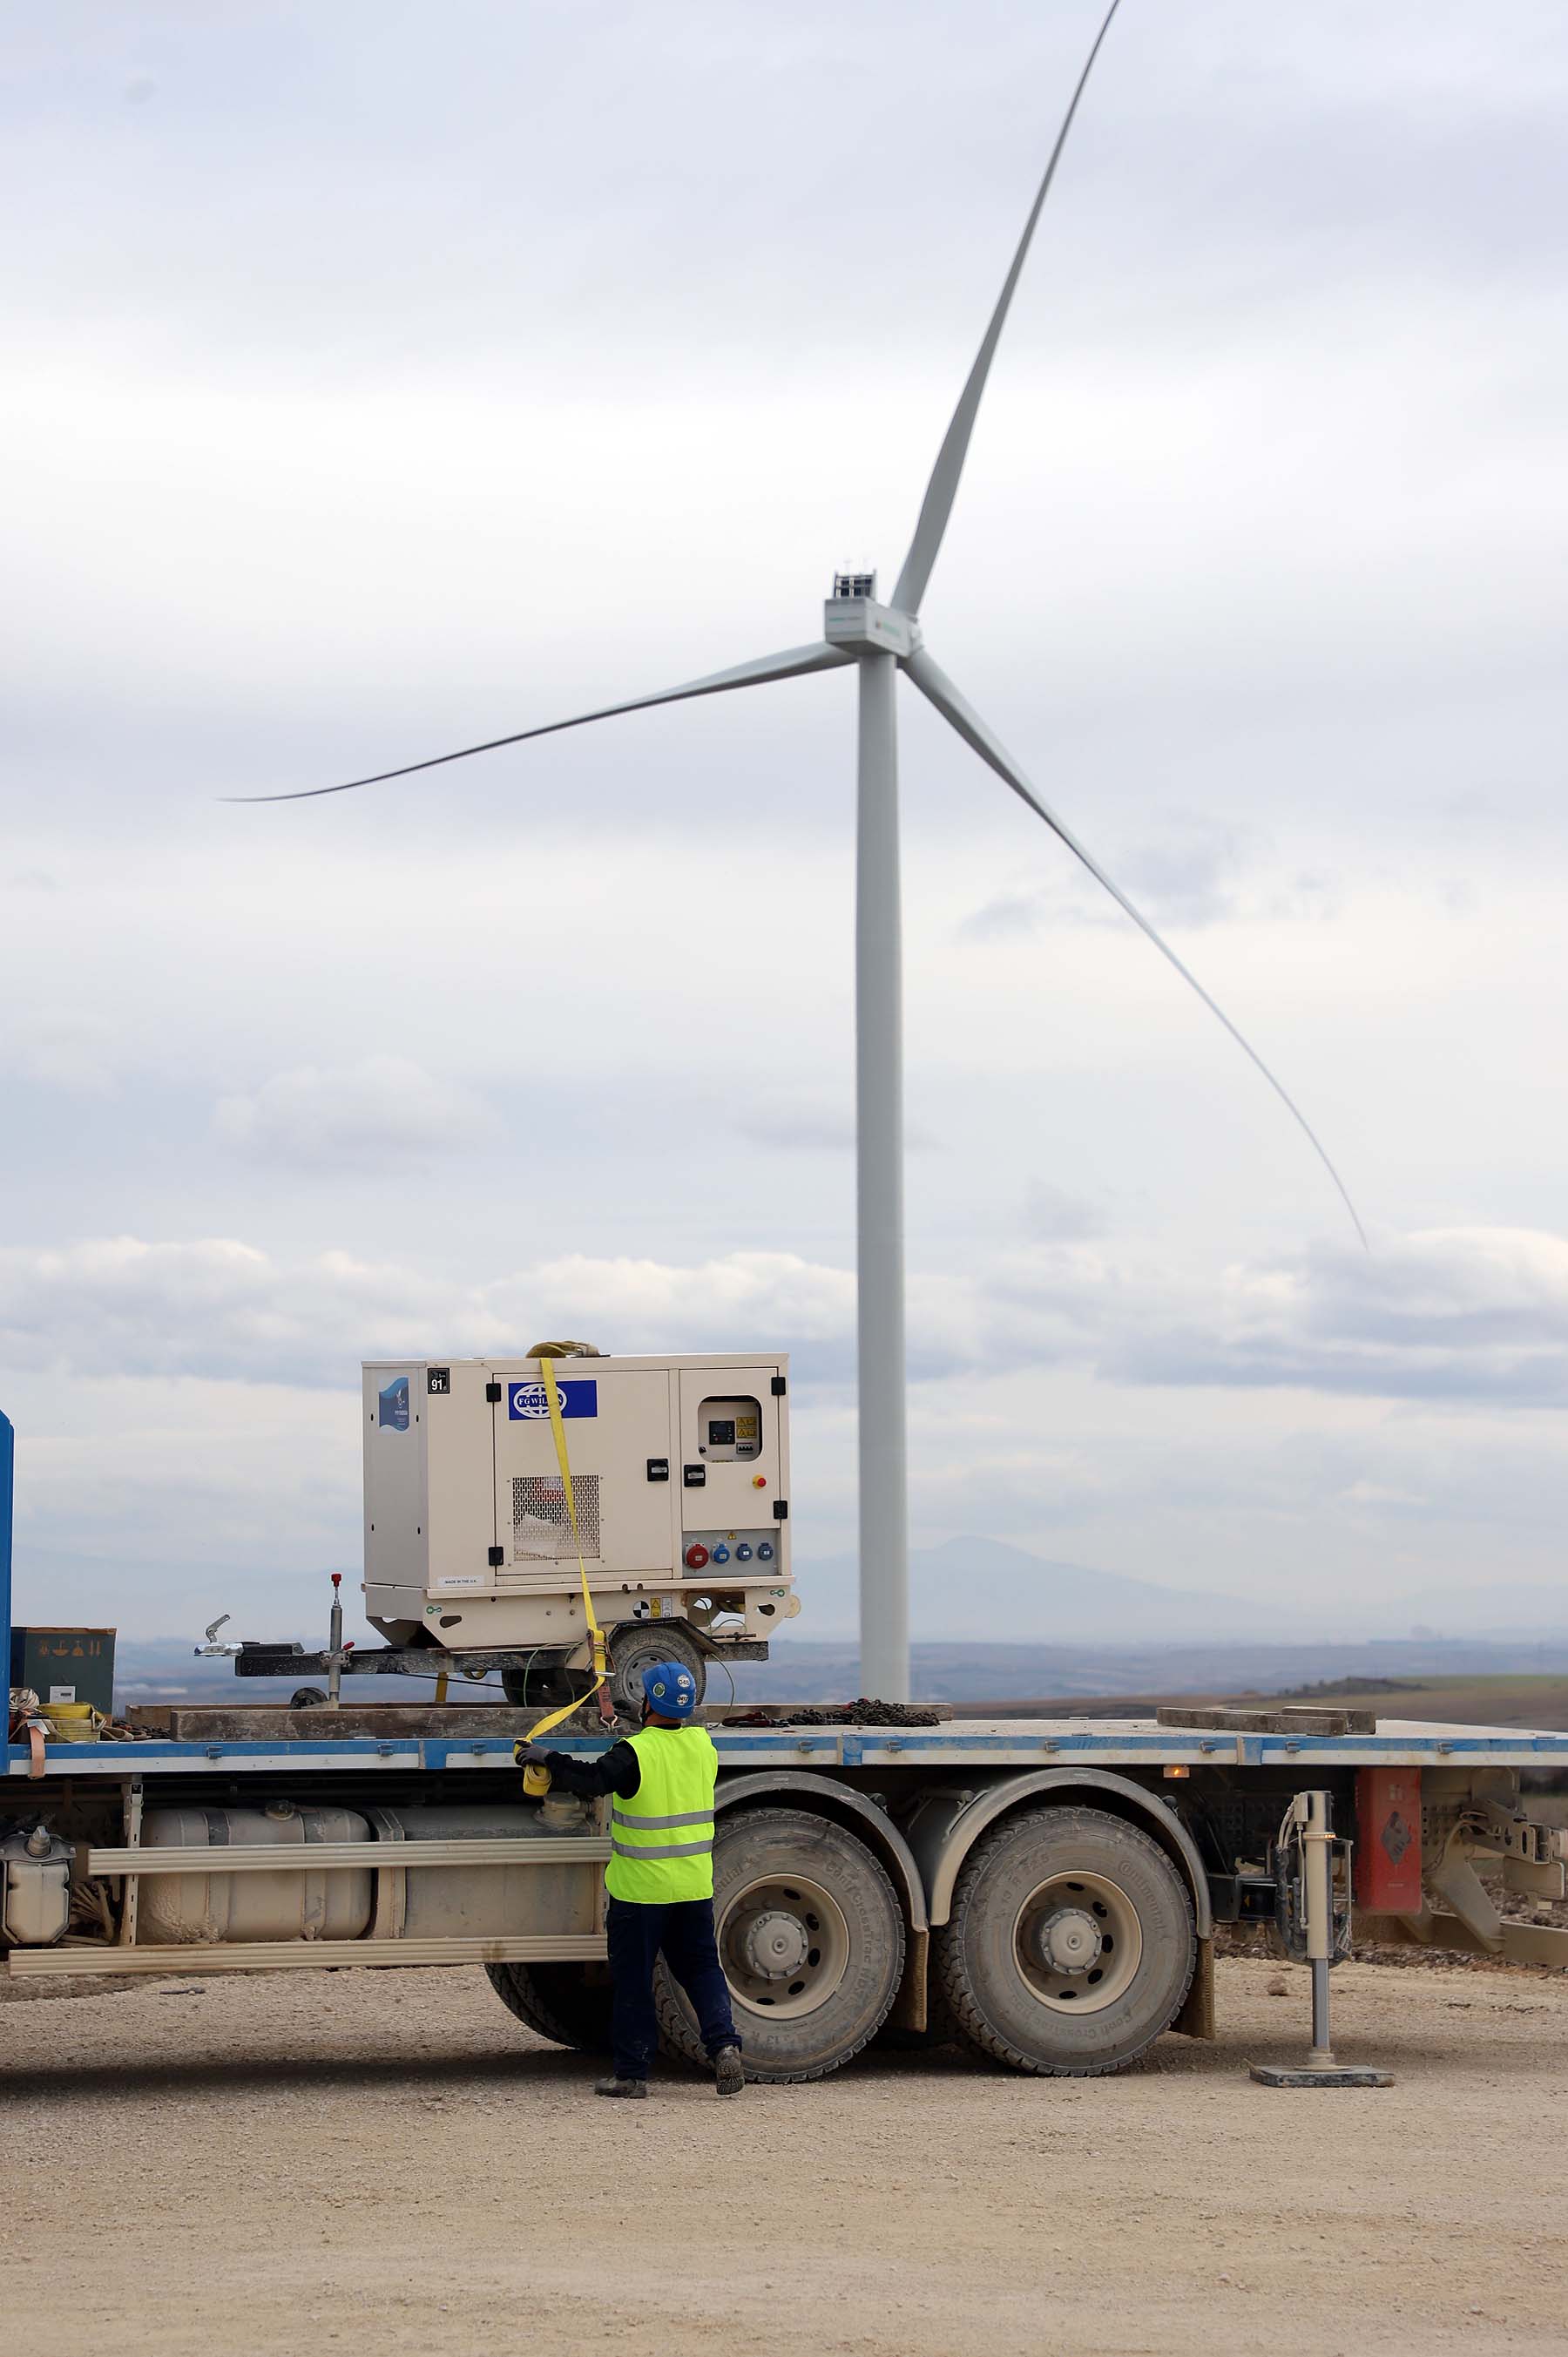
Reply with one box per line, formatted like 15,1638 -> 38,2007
1123,1333 -> 1568,1412
0,1239 -> 861,1392
1024,1183 -> 1106,1243
958,1228 -> 1568,1412
4,1019 -> 119,1099
733,1101 -> 855,1153
1117,828 -> 1240,931
0,1239 -> 450,1388
1098,1230 -> 1568,1409
6,1 -> 1559,386
956,824 -> 1257,945
7,0 -> 1563,867
956,892 -> 1044,945
213,1056 -> 490,1172
10,1224 -> 1565,1413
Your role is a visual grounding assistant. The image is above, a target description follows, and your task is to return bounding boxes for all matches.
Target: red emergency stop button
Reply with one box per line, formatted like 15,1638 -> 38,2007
684,1542 -> 710,1571
752,1474 -> 767,1489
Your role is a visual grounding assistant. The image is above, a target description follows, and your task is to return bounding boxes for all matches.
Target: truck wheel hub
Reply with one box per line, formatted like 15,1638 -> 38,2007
1035,1905 -> 1102,1974
740,1908 -> 811,1980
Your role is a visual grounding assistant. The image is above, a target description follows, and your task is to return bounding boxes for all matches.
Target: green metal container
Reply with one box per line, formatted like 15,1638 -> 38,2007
10,1626 -> 116,1716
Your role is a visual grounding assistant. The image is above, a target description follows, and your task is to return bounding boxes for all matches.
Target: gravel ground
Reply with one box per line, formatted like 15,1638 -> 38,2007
2,1956 -> 1565,2356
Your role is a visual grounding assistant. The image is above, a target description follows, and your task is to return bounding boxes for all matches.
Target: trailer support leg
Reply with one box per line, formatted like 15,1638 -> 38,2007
1252,1791 -> 1393,2089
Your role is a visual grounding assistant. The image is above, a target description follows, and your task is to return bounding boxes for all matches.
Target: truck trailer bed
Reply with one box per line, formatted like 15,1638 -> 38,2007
10,1712 -> 1568,1779
8,1709 -> 1565,2072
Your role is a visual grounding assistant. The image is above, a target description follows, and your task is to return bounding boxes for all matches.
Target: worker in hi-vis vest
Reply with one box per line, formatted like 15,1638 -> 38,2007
516,1660 -> 743,2098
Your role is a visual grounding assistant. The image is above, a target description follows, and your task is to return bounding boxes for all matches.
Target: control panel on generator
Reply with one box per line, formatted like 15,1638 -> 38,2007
360,1351 -> 794,1658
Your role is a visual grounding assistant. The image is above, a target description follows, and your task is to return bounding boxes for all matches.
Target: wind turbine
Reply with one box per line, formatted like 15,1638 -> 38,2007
240,0 -> 1362,1703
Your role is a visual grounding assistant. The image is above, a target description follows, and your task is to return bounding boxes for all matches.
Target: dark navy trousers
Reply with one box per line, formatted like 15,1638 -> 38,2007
606,1895 -> 740,2081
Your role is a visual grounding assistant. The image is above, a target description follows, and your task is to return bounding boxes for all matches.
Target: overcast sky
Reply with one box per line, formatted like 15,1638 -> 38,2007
3,0 -> 1566,1645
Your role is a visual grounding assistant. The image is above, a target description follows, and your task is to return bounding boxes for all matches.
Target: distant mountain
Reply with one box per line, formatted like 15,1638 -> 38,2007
790,1534 -> 1311,1645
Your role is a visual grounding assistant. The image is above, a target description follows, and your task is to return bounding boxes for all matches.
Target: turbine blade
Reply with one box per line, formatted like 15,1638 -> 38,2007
227,641 -> 853,803
906,646 -> 1368,1246
890,0 -> 1125,617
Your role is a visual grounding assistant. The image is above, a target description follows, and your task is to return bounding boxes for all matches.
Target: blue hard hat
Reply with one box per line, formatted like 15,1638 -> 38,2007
641,1661 -> 698,1720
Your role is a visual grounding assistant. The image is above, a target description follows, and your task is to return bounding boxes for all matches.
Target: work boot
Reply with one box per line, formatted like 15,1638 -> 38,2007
593,2076 -> 648,2099
713,2045 -> 744,2097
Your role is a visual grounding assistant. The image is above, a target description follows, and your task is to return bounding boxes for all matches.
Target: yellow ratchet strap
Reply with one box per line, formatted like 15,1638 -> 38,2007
518,1357 -> 615,1793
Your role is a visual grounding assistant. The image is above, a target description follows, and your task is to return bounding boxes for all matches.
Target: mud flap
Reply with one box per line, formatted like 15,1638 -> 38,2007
1170,1934 -> 1216,2041
886,1925 -> 929,2035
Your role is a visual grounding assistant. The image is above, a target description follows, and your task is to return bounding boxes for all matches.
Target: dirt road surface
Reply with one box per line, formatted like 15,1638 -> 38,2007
3,1955 -> 1565,2356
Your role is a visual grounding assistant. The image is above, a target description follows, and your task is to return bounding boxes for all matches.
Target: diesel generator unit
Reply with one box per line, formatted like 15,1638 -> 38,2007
361,1351 -> 798,1708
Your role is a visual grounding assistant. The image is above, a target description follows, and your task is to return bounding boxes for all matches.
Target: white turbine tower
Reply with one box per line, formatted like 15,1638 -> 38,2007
242,0 -> 1362,1703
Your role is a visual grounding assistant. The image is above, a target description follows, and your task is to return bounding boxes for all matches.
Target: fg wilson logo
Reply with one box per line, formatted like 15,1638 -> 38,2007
507,1378 -> 598,1421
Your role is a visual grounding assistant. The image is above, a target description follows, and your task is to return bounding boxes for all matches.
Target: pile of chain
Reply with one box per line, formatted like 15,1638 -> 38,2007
722,1697 -> 946,1728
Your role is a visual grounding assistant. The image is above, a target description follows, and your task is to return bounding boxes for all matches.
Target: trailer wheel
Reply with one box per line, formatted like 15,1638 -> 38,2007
606,1622 -> 706,1718
935,1805 -> 1195,2077
484,1960 -> 612,2053
499,1658 -> 583,1709
654,1808 -> 904,2082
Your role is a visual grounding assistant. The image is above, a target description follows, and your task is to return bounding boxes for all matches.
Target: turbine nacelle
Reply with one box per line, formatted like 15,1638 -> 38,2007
824,574 -> 921,660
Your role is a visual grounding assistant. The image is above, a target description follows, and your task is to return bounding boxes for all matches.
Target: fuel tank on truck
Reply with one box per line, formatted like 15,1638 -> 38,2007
135,1800 -> 600,1948
139,1802 -> 374,1943
365,1804 -> 600,1940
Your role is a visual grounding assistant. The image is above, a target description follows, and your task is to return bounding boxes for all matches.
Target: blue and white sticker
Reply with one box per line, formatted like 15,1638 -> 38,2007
378,1376 -> 410,1432
506,1378 -> 598,1421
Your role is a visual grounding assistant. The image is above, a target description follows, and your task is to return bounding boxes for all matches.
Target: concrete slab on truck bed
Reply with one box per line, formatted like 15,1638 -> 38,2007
125,1703 -> 560,1742
10,1713 -> 1568,1779
120,1700 -> 955,1742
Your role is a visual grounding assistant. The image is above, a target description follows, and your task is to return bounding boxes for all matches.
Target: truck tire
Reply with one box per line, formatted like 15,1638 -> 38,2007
484,1960 -> 613,2052
606,1622 -> 706,1718
935,1804 -> 1195,2077
654,1807 -> 904,2083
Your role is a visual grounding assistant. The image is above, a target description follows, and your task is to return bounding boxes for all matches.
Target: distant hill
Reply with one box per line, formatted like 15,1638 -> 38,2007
790,1534 -> 1311,1644
733,1635 -> 1568,1705
99,1632 -> 1568,1716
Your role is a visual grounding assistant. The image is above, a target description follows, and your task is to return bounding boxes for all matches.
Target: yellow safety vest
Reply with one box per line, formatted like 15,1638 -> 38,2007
605,1725 -> 719,1905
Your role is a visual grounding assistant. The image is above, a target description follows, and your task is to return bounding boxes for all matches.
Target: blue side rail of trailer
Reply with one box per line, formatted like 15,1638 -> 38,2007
10,1721 -> 1568,1778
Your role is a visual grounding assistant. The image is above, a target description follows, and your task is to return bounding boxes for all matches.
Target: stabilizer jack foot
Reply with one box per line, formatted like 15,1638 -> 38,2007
1251,2062 -> 1394,2089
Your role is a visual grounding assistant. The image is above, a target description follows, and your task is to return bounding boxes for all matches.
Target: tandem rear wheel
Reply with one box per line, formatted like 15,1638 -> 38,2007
485,1960 -> 613,2052
656,1807 -> 905,2083
935,1803 -> 1196,2076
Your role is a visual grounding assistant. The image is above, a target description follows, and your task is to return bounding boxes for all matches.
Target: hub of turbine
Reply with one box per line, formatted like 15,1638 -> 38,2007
825,572 -> 920,659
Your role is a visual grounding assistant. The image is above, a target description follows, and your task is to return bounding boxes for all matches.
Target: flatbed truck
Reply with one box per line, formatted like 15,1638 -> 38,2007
7,1398 -> 1568,2080
7,1694 -> 1567,2079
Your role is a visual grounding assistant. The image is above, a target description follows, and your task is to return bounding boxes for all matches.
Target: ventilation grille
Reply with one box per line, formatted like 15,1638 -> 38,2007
512,1474 -> 600,1561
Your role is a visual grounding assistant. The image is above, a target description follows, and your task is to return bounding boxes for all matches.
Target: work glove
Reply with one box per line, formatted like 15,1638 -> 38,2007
513,1740 -> 551,1768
